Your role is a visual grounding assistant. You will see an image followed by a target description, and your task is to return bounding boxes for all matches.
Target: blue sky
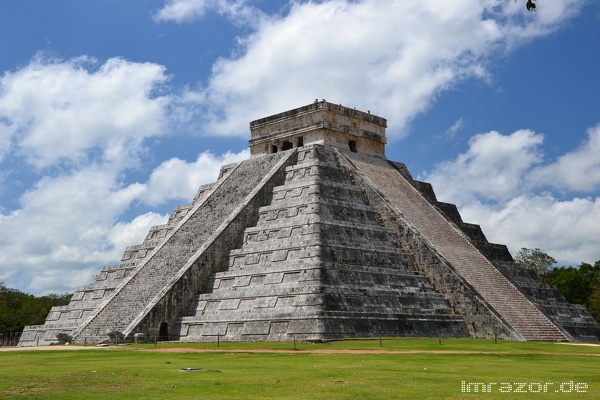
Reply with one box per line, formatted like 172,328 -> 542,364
1,0 -> 599,295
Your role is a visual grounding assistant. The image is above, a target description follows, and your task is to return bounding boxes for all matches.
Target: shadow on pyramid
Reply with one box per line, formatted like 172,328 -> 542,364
19,101 -> 600,346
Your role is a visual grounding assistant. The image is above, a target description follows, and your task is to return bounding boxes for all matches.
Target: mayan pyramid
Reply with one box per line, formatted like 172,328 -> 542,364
19,101 -> 600,346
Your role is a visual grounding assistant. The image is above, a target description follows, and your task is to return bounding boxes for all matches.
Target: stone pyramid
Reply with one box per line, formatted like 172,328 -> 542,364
19,101 -> 600,346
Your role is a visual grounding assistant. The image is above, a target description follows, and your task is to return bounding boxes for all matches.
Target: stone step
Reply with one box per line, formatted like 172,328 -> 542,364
256,199 -> 383,227
284,162 -> 357,184
240,219 -> 393,246
194,282 -> 445,301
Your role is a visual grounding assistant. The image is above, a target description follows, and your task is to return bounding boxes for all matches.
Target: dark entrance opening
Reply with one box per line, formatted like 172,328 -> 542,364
297,136 -> 304,147
159,322 -> 169,341
282,140 -> 293,151
349,140 -> 358,153
271,144 -> 278,153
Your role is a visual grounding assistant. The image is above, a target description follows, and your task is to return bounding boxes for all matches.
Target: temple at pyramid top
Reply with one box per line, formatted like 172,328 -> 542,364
249,100 -> 387,158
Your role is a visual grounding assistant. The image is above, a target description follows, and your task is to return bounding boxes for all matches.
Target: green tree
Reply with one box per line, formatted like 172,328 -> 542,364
542,263 -> 599,305
514,247 -> 556,276
577,261 -> 600,322
588,284 -> 600,322
0,282 -> 72,333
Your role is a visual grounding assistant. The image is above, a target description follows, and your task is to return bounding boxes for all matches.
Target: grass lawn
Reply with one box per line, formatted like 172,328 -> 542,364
0,338 -> 599,399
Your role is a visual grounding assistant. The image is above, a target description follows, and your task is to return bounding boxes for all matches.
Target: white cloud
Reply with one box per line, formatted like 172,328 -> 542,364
107,212 -> 170,258
155,0 -> 213,21
0,55 -> 170,169
17,170 -> 135,256
437,118 -> 465,141
0,124 -> 11,162
422,124 -> 600,266
143,149 -> 250,205
460,195 -> 600,267
174,0 -> 584,139
28,267 -> 100,295
154,0 -> 263,25
0,167 -> 148,291
424,129 -> 544,203
529,124 -> 600,192
0,149 -> 244,294
0,54 -> 248,295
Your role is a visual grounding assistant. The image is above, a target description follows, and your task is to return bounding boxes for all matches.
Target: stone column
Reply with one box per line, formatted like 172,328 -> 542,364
271,140 -> 281,153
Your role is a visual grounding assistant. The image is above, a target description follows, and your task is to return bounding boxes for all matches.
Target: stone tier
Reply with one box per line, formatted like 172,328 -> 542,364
175,145 -> 467,342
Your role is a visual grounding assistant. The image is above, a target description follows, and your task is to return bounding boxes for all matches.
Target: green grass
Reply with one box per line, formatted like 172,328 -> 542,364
1,338 -> 599,399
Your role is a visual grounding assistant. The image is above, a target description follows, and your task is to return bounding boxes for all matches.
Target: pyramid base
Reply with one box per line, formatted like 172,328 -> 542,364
173,315 -> 469,342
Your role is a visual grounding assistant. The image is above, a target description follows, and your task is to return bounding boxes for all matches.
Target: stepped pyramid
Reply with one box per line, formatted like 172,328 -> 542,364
19,101 -> 600,346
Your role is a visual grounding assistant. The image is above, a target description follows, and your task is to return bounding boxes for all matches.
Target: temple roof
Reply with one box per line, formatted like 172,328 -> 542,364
249,100 -> 387,158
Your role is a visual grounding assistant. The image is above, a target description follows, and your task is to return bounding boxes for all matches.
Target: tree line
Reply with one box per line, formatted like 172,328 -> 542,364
515,248 -> 600,322
0,283 -> 71,333
543,261 -> 600,321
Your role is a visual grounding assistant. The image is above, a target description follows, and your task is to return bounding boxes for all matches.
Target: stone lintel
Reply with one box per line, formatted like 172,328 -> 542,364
249,100 -> 387,158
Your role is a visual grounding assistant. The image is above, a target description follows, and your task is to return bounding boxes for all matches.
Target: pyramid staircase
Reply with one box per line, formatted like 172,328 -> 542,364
16,183 -> 219,346
341,151 -> 569,341
174,145 -> 468,341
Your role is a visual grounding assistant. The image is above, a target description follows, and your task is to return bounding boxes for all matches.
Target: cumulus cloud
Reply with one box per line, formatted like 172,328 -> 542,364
0,166 -> 159,292
422,125 -> 600,265
0,147 -> 249,294
154,0 -> 263,25
0,55 -> 171,169
107,212 -> 170,259
167,0 -> 584,139
529,124 -> 600,193
425,129 -> 544,203
461,195 -> 600,267
143,149 -> 250,205
0,54 -> 249,295
28,267 -> 101,295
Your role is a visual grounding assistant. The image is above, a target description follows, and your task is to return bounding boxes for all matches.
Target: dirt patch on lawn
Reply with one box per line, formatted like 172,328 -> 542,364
556,343 -> 600,347
143,348 -> 508,355
4,343 -> 600,356
141,347 -> 600,357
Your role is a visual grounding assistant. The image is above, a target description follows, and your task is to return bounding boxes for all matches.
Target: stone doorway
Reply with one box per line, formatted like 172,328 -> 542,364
158,322 -> 169,341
